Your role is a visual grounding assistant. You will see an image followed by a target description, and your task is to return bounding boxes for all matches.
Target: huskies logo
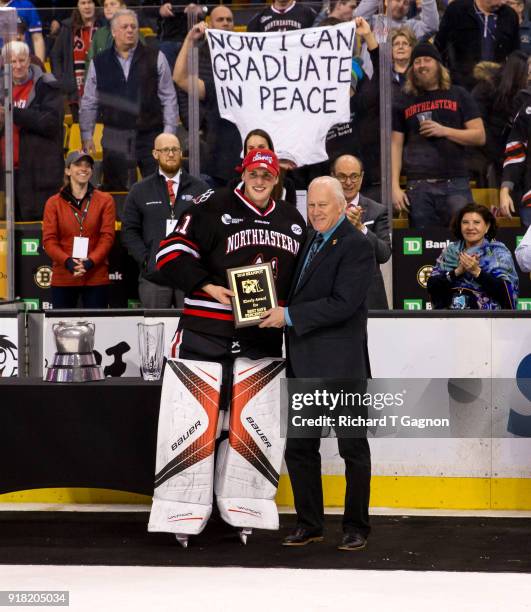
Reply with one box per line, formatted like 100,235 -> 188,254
193,189 -> 215,205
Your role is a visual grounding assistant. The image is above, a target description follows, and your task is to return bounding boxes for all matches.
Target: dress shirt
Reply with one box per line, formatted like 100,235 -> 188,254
80,45 -> 178,141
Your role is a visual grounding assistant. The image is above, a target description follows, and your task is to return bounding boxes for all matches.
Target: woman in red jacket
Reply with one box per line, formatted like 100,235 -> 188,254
43,151 -> 115,308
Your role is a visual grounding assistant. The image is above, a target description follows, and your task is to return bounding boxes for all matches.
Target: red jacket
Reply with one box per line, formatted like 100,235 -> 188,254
43,187 -> 115,286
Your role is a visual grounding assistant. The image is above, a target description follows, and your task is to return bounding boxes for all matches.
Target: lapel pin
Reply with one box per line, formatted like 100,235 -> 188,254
332,239 -> 338,245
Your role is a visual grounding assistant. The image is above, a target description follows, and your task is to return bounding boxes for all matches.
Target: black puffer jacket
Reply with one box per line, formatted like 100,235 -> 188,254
12,65 -> 64,220
121,169 -> 209,284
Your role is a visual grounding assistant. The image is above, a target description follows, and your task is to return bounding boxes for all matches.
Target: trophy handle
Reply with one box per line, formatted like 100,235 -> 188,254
88,323 -> 96,333
52,323 -> 60,333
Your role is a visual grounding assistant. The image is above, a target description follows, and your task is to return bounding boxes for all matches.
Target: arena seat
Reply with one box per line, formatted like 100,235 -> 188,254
139,27 -> 156,38
471,187 -> 499,208
67,123 -> 103,161
63,122 -> 70,154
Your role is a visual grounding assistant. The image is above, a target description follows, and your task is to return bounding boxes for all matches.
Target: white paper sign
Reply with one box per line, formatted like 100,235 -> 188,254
72,236 -> 89,259
206,23 -> 355,167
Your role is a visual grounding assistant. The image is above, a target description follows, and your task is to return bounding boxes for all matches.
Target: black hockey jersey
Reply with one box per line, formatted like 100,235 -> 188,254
502,102 -> 531,212
156,186 -> 307,340
247,2 -> 317,33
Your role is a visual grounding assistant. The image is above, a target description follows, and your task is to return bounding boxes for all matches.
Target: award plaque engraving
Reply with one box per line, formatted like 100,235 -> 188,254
227,262 -> 278,328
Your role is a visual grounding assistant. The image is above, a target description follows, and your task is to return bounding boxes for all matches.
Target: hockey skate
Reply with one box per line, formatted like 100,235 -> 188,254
238,527 -> 252,545
175,534 -> 189,548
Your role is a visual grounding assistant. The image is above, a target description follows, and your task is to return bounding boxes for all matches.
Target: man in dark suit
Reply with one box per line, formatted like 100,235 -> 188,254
121,133 -> 208,308
259,176 -> 374,551
332,154 -> 391,309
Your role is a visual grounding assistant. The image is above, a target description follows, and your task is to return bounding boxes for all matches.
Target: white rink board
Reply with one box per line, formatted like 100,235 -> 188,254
37,314 -> 531,480
491,319 -> 531,478
0,315 -> 20,377
367,317 -> 492,378
321,317 -> 530,479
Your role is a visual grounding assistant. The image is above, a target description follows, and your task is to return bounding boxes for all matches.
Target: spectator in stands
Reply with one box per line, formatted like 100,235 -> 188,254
314,0 -> 356,26
157,2 -> 207,70
506,0 -> 531,56
471,51 -> 529,185
229,128 -> 297,205
43,151 -> 116,308
331,154 -> 391,309
50,0 -> 102,121
0,0 -> 46,63
355,0 -> 439,41
391,27 -> 417,90
328,0 -> 356,21
500,98 -> 531,227
515,223 -> 531,271
121,133 -> 208,308
15,16 -> 45,71
247,0 -> 317,32
434,0 -> 520,90
0,42 -> 64,221
325,17 -> 381,199
427,203 -> 518,309
173,8 -> 241,188
392,43 -> 486,229
85,0 -> 139,72
80,9 -> 177,191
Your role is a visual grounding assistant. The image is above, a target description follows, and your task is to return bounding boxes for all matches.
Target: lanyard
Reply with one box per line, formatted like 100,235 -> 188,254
70,195 -> 92,236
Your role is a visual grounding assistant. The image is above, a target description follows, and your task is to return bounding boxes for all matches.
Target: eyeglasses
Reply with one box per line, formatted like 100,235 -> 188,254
335,172 -> 363,183
155,147 -> 181,155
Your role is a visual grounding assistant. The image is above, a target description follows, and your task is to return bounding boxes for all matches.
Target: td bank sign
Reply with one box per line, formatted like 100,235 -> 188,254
403,237 -> 450,255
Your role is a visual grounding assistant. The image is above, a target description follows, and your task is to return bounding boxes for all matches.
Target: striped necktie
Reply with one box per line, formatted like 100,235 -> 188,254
167,179 -> 176,206
298,234 -> 324,285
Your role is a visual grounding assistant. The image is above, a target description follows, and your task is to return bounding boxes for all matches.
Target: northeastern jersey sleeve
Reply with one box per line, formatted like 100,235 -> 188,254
502,106 -> 529,189
155,189 -> 218,294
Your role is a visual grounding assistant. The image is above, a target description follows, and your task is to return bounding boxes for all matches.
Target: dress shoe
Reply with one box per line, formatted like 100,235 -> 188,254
282,528 -> 324,546
337,532 -> 367,551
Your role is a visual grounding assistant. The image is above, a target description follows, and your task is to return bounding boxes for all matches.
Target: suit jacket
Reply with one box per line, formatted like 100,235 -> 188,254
358,195 -> 391,310
286,218 -> 374,379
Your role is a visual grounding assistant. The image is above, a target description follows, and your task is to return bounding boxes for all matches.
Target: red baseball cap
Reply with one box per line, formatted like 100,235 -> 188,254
241,148 -> 280,177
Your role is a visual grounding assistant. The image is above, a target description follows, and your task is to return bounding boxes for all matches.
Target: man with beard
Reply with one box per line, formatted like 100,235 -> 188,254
121,133 -> 208,308
391,43 -> 485,229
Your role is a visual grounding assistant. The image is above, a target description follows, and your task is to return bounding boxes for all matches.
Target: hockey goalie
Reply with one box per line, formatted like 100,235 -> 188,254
147,149 -> 307,546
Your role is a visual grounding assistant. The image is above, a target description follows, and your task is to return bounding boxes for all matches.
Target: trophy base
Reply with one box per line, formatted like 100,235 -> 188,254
45,352 -> 104,382
45,365 -> 105,383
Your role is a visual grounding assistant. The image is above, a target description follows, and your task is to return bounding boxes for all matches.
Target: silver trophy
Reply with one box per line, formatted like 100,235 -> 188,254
45,321 -> 104,382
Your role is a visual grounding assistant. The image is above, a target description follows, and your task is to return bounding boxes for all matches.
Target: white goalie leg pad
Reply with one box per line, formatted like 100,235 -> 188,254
215,357 -> 286,530
148,358 -> 222,535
